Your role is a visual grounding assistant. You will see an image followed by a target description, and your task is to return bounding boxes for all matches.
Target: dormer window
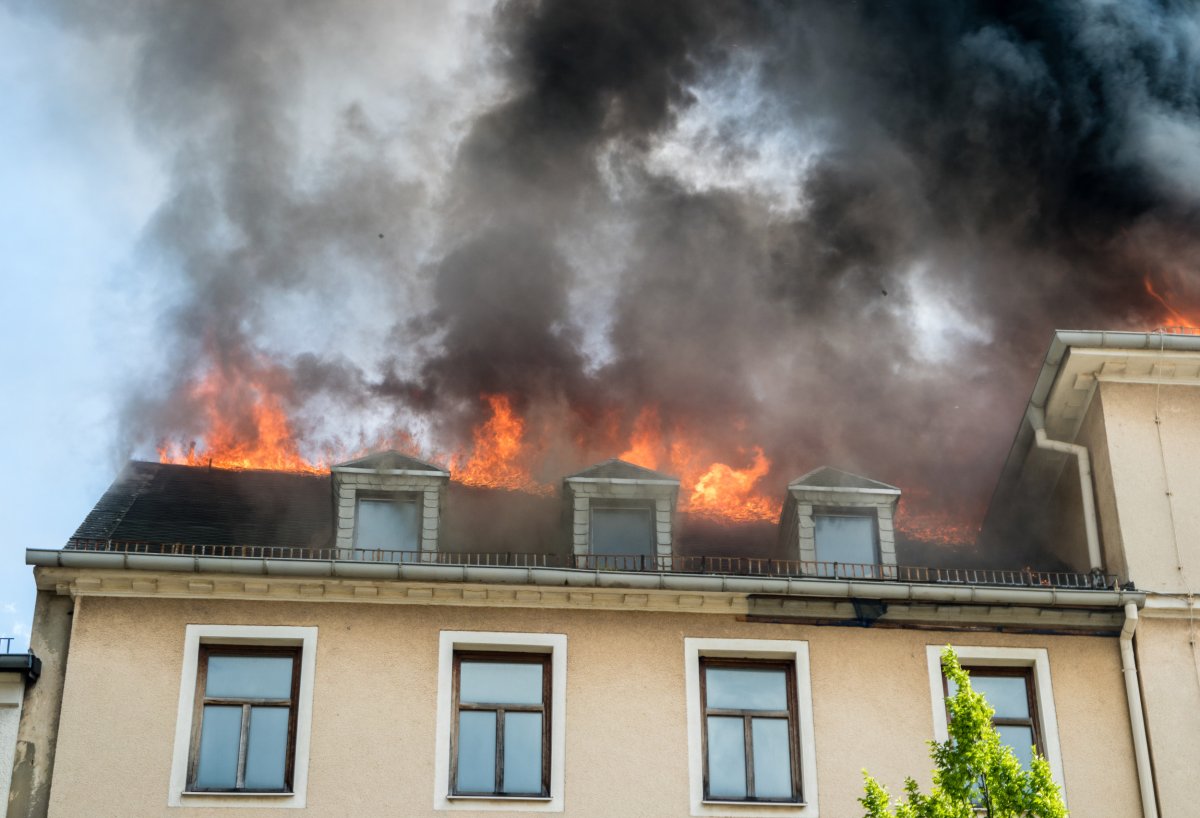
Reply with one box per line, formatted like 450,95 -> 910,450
354,495 -> 420,553
814,510 -> 879,575
781,467 -> 900,578
563,459 -> 680,570
332,451 -> 450,562
590,502 -> 655,559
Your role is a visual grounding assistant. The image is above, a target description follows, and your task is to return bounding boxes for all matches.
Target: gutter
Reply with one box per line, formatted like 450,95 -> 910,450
26,549 -> 1144,609
1120,604 -> 1159,818
1026,405 -> 1103,572
0,651 -> 41,684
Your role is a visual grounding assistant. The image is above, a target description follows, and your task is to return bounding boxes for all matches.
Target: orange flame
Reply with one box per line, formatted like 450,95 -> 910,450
685,447 -> 781,523
1144,273 -> 1200,333
892,492 -> 978,546
158,364 -> 324,473
619,406 -> 663,469
453,394 -> 552,494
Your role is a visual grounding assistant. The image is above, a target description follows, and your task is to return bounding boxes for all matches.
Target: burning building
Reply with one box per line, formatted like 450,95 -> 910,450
7,329 -> 1200,816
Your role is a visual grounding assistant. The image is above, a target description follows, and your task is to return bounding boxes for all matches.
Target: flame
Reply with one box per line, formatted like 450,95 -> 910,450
453,394 -> 552,494
893,494 -> 977,546
158,363 -> 324,473
619,406 -> 663,469
1144,273 -> 1200,333
685,447 -> 781,523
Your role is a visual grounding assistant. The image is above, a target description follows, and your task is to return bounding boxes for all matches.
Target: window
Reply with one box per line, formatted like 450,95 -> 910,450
700,659 -> 800,803
590,502 -> 655,568
452,653 -> 550,797
684,639 -> 818,817
169,625 -> 318,808
188,647 -> 300,793
354,495 -> 420,556
925,646 -> 1066,802
434,632 -> 567,812
813,511 -> 878,577
947,667 -> 1041,770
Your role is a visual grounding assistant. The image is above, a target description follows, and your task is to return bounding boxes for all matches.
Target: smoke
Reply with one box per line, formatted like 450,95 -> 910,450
15,0 -> 1200,537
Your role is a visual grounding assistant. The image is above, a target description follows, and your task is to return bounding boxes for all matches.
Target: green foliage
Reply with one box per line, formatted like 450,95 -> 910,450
860,648 -> 1067,818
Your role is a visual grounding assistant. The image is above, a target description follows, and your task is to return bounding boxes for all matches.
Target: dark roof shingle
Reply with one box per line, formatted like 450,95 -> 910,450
69,461 -> 333,550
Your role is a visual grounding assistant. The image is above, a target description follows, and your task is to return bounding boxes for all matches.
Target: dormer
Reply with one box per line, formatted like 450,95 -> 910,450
332,451 -> 450,560
781,466 -> 900,577
563,459 -> 680,569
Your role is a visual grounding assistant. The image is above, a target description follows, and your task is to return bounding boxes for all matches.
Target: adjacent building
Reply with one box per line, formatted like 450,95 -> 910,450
7,329 -> 1198,817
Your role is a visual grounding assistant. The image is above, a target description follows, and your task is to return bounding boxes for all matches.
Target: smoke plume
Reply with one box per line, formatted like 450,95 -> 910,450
16,0 -> 1200,543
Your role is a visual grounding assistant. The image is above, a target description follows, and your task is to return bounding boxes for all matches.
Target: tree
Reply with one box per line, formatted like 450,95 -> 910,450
860,647 -> 1067,818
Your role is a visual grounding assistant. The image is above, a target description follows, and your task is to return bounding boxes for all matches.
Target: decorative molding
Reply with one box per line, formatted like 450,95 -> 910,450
33,567 -> 1129,631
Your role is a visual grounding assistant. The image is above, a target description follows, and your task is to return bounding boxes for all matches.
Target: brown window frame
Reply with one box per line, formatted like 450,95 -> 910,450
699,657 -> 803,804
186,645 -> 302,794
944,665 -> 1044,759
450,651 -> 552,798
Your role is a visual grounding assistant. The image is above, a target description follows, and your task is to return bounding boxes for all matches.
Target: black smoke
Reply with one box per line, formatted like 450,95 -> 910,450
15,0 -> 1200,542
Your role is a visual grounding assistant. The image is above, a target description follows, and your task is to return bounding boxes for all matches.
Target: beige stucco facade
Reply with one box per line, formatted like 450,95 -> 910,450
36,589 -> 1141,818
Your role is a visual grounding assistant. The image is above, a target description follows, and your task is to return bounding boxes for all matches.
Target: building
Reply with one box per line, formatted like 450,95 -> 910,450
7,329 -> 1198,817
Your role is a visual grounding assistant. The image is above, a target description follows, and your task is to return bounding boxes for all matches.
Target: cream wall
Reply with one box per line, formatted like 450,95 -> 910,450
0,671 -> 24,812
44,595 -> 1141,818
1134,617 -> 1200,818
1098,382 -> 1200,593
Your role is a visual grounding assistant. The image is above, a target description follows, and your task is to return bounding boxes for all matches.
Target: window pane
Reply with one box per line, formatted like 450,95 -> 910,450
456,711 -> 497,793
706,667 -> 788,711
997,725 -> 1036,770
814,515 -> 877,568
502,712 -> 543,794
591,507 -> 654,557
356,498 -> 419,551
205,655 -> 294,699
460,661 -> 542,705
707,716 -> 747,799
751,718 -> 793,799
968,674 -> 1031,719
194,705 -> 241,789
244,706 -> 289,790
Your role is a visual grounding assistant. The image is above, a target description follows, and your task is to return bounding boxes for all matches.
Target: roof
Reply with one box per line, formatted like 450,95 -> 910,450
332,450 -> 448,474
69,461 -> 333,550
788,466 -> 900,493
564,458 -> 679,483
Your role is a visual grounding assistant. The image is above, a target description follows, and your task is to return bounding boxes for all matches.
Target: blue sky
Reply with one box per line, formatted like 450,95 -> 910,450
0,9 -> 165,648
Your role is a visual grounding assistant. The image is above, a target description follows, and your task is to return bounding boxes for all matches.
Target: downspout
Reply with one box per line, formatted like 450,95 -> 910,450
1026,405 -> 1104,573
1120,603 -> 1158,818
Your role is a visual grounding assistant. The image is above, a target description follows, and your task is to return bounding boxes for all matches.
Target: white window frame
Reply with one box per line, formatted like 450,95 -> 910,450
924,645 -> 1066,802
168,625 -> 318,809
684,638 -> 819,817
434,631 -> 567,812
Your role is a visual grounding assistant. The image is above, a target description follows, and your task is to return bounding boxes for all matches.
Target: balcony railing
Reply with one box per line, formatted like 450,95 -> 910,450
62,538 -> 1121,590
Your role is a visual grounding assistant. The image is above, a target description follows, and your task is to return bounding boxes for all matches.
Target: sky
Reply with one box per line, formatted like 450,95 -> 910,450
3,1 -> 1200,652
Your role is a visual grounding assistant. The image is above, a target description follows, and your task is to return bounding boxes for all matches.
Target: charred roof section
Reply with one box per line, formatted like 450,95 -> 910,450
70,461 -> 333,551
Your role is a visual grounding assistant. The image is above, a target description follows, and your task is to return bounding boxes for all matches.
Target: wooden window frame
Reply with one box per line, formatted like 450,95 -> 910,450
450,651 -> 552,798
699,658 -> 803,804
186,646 -> 302,794
945,665 -> 1044,758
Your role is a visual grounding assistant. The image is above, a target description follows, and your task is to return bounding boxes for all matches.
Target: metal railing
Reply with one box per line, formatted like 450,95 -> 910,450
0,637 -> 12,653
62,538 -> 1120,590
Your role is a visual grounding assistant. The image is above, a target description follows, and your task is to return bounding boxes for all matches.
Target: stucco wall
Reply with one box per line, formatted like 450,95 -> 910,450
1098,382 -> 1200,593
47,596 -> 1141,817
0,671 -> 24,813
1134,616 -> 1200,818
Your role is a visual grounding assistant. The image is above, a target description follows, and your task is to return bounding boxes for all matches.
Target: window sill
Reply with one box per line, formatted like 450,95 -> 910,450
447,795 -> 554,802
182,786 -> 295,791
702,801 -> 807,807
